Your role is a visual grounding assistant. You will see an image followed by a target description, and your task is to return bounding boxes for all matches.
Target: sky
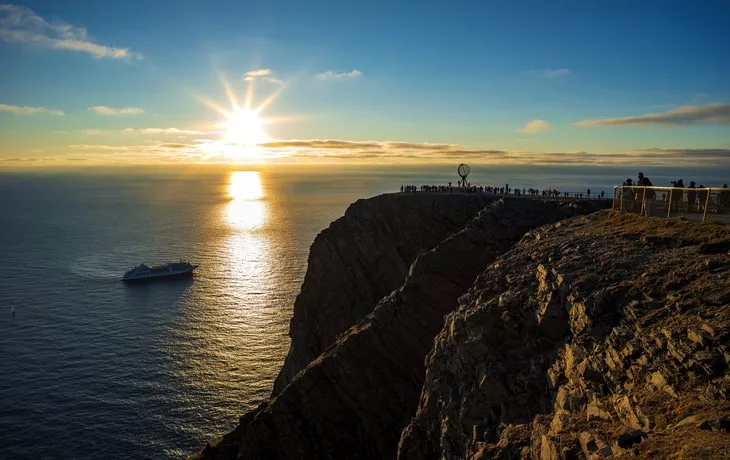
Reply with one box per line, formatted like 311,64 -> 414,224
1,0 -> 729,166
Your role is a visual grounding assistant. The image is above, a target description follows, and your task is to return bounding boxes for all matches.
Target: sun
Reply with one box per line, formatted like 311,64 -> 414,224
225,109 -> 265,145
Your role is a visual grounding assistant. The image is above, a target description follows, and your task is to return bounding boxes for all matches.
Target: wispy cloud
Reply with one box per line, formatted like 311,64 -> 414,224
243,68 -> 272,81
0,103 -> 63,115
262,76 -> 284,85
576,103 -> 730,127
74,127 -> 206,135
625,148 -> 730,158
89,106 -> 144,115
517,120 -> 552,134
316,69 -> 363,79
0,4 -> 141,60
525,68 -> 571,78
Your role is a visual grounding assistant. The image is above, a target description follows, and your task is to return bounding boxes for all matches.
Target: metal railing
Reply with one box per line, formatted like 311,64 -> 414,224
613,186 -> 730,222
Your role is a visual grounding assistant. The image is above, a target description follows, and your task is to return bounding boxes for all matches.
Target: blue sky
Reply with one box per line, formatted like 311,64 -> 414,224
1,0 -> 729,165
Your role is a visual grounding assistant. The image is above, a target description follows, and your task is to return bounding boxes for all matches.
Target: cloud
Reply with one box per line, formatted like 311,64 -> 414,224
0,4 -> 141,60
525,68 -> 571,78
0,103 -> 63,115
42,138 -> 730,167
517,120 -> 552,134
244,68 -> 272,79
126,127 -> 205,135
262,76 -> 284,85
626,148 -> 730,158
71,127 -> 205,135
316,69 -> 363,79
576,103 -> 730,127
89,106 -> 144,115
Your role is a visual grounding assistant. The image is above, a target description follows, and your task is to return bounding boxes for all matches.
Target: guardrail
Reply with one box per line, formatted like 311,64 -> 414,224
613,186 -> 730,222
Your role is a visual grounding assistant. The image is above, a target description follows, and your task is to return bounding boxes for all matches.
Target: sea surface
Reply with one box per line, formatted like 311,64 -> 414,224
0,164 -> 726,459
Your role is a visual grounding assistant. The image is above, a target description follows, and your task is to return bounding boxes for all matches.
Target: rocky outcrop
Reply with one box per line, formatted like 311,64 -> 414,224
191,198 -> 606,460
273,193 -> 497,394
398,211 -> 730,459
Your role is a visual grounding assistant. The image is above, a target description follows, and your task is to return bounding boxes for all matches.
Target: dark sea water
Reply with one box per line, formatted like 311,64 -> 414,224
0,164 -> 725,459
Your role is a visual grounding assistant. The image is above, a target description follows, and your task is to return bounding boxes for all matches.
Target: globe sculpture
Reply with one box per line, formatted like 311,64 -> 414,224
458,163 -> 470,188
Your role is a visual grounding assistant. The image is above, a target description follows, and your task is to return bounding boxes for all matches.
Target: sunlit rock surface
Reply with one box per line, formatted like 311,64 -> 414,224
398,211 -> 730,460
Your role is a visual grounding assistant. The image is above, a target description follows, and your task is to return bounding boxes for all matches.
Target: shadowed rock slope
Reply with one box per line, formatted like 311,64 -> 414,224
398,211 -> 730,460
273,193 -> 497,395
191,198 -> 605,460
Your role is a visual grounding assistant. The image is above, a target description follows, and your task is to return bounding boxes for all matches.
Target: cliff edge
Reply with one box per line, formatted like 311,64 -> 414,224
272,193 -> 496,394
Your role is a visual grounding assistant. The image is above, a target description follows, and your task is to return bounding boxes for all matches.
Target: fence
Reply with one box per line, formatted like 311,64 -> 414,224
612,186 -> 730,223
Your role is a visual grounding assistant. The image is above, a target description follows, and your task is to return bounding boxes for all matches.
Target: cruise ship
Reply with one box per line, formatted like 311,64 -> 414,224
122,260 -> 198,282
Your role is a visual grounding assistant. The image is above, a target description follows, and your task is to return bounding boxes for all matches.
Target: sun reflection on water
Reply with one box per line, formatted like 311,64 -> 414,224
225,171 -> 266,230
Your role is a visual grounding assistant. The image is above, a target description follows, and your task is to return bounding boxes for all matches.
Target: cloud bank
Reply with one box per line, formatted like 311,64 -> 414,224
518,120 -> 552,134
0,103 -> 63,115
54,138 -> 730,167
89,106 -> 144,115
576,103 -> 730,127
316,69 -> 363,79
0,4 -> 141,60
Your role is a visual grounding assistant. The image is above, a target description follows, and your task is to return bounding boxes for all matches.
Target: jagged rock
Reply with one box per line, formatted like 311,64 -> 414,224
398,211 -> 730,460
699,415 -> 730,432
617,430 -> 647,448
272,193 -> 497,394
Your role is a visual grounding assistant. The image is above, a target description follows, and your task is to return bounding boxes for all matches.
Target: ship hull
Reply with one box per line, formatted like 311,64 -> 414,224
123,267 -> 197,283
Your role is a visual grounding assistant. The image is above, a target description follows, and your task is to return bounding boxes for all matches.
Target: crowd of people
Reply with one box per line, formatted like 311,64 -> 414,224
620,172 -> 730,213
399,171 -> 729,216
399,183 -> 606,199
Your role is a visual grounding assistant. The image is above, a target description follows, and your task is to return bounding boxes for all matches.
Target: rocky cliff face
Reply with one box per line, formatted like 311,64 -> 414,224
192,195 -> 729,460
398,211 -> 730,459
191,197 -> 606,460
272,193 -> 496,394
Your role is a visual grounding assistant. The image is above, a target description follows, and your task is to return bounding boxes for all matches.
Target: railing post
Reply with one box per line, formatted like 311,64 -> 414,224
667,189 -> 673,218
612,187 -> 618,209
619,186 -> 624,211
703,188 -> 711,222
641,187 -> 647,216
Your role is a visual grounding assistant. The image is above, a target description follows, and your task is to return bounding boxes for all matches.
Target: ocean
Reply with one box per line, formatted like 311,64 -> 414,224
0,164 -> 725,459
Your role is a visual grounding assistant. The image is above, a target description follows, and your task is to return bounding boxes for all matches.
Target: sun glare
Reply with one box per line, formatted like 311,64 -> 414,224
228,170 -> 263,200
226,109 -> 265,145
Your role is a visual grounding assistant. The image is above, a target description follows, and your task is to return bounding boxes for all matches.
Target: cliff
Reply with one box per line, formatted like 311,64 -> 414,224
192,195 -> 729,460
272,193 -> 496,394
191,197 -> 605,459
399,211 -> 730,459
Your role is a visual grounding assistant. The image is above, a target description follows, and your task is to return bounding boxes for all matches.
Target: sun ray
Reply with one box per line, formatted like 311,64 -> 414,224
244,77 -> 256,111
254,85 -> 285,114
194,94 -> 230,117
218,72 -> 239,110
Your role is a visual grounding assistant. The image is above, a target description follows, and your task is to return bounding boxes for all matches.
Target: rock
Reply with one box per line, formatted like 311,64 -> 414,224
586,403 -> 612,421
617,430 -> 647,448
698,241 -> 730,254
673,415 -> 700,429
705,259 -> 721,271
687,329 -> 708,346
699,415 -> 730,433
579,432 -> 612,458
